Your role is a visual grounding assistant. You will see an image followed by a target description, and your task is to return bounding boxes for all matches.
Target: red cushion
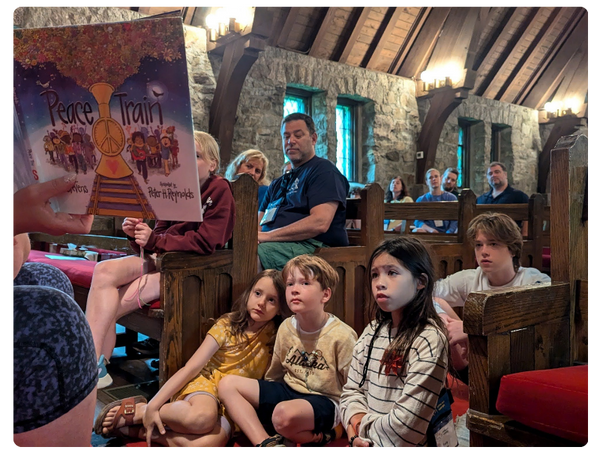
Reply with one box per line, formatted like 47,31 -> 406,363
26,250 -> 96,288
496,365 -> 587,444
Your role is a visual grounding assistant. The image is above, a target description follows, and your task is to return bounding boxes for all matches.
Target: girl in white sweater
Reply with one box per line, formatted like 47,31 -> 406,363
340,236 -> 451,447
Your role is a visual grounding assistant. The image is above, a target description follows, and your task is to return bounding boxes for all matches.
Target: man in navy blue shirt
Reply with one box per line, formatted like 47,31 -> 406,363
477,162 -> 529,233
477,162 -> 529,205
413,168 -> 458,234
257,113 -> 350,270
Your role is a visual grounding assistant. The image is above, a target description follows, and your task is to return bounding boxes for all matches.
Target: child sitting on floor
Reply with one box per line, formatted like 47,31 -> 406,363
219,254 -> 358,446
94,270 -> 290,446
341,236 -> 452,447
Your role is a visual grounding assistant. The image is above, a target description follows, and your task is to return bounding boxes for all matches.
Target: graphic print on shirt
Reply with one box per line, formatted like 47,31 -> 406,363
285,346 -> 330,376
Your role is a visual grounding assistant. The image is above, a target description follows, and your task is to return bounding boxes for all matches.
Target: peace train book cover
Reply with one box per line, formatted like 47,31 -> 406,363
14,16 -> 203,222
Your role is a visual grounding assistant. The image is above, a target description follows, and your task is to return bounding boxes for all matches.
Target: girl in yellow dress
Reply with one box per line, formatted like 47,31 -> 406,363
94,269 -> 290,446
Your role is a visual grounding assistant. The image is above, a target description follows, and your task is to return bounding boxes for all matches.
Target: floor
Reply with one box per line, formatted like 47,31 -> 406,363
92,328 -> 159,447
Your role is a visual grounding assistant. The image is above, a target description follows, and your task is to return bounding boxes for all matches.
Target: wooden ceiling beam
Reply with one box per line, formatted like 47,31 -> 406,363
267,7 -> 289,46
396,7 -> 450,79
472,8 -> 521,92
498,7 -> 567,103
365,7 -> 404,70
480,7 -> 545,98
338,7 -> 372,64
276,7 -> 299,48
473,7 -> 517,71
308,7 -> 337,57
552,43 -> 588,101
516,8 -> 586,106
389,7 -> 432,74
474,5 -> 542,97
520,10 -> 587,109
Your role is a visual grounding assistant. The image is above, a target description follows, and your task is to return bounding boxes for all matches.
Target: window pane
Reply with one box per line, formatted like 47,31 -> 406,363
283,95 -> 306,116
336,104 -> 353,180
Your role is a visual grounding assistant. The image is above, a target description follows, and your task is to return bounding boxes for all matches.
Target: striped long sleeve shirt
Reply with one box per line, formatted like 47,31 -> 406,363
340,321 -> 448,447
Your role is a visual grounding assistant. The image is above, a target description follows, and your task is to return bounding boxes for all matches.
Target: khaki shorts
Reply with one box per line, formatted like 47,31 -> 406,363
257,239 -> 327,271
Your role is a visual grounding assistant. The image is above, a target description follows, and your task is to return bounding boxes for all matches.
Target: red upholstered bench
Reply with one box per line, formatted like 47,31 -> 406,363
27,249 -> 97,289
495,365 -> 588,445
542,246 -> 551,273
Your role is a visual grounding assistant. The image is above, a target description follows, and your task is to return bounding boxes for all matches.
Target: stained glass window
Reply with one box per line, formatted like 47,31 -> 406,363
457,126 -> 464,187
283,94 -> 307,116
336,104 -> 354,180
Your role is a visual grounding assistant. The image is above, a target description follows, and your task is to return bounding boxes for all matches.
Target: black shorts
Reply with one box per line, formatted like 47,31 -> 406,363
256,380 -> 335,435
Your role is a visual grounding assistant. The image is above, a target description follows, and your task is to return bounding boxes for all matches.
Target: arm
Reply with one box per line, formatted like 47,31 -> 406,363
446,220 -> 458,234
143,333 -> 220,444
258,201 -> 338,243
340,337 -> 369,431
264,330 -> 285,382
433,271 -> 470,308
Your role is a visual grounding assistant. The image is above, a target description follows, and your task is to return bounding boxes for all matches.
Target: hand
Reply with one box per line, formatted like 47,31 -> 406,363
441,316 -> 468,346
350,413 -> 366,436
122,217 -> 141,238
134,222 -> 153,247
14,175 -> 94,236
142,404 -> 165,447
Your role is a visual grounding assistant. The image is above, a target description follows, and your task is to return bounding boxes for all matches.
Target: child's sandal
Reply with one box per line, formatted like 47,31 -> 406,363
256,434 -> 285,447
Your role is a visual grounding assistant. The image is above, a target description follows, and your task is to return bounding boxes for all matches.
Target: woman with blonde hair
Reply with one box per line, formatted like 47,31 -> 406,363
224,149 -> 269,204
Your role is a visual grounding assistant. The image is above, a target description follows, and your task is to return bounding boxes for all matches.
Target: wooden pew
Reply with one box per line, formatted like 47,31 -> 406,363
464,134 -> 587,446
28,174 -> 259,386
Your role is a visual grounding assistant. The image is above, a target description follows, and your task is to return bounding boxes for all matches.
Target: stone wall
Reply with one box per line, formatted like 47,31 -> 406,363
419,95 -> 542,195
231,46 -> 421,186
16,7 -> 547,194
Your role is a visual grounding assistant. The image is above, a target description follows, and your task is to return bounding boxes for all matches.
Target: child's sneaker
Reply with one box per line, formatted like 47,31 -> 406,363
256,434 -> 286,447
97,354 -> 113,389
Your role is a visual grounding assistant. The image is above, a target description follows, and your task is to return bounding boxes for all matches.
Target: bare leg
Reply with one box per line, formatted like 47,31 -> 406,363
218,375 -> 268,445
272,399 -> 321,444
14,386 -> 97,446
85,255 -> 158,359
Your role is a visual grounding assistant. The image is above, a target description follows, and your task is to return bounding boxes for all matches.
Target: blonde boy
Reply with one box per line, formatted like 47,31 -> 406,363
219,254 -> 358,446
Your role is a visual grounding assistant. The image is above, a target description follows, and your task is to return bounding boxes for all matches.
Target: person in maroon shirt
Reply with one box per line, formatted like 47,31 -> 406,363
86,131 -> 236,389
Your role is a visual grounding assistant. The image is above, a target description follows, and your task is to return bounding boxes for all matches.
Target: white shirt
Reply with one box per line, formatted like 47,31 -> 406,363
434,266 -> 551,308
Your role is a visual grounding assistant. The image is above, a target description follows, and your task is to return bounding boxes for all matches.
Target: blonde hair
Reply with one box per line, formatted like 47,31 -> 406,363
282,254 -> 339,296
194,131 -> 220,174
466,213 -> 523,271
224,149 -> 269,185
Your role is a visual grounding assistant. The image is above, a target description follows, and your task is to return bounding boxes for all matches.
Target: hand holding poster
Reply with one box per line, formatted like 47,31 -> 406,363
14,16 -> 203,222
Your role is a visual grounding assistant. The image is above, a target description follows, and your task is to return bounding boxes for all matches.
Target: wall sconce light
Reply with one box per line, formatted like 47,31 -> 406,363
543,98 -> 578,119
419,64 -> 463,92
206,7 -> 253,42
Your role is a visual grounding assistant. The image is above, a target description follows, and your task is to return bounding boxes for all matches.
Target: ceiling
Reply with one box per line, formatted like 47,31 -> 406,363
128,7 -> 588,120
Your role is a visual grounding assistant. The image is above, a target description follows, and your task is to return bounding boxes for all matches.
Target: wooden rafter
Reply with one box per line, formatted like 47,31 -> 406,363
338,7 -> 372,64
480,7 -> 545,98
473,8 -> 517,71
389,7 -> 432,74
267,7 -> 289,46
521,11 -> 587,109
396,7 -> 450,79
473,8 -> 525,94
516,8 -> 587,107
276,7 -> 299,48
308,7 -> 337,57
364,7 -> 403,70
498,7 -> 567,103
482,5 -> 562,100
551,40 -> 587,106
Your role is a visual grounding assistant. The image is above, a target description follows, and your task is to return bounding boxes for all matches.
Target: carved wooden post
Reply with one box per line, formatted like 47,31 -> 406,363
457,188 -> 476,268
550,134 -> 588,363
